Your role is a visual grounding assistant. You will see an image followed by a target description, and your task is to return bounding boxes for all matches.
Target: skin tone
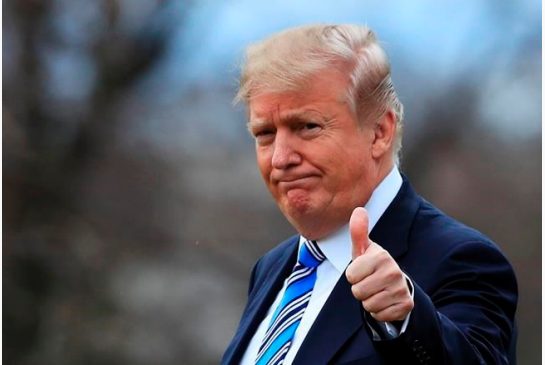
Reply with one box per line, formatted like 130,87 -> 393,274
347,207 -> 414,322
247,68 -> 413,322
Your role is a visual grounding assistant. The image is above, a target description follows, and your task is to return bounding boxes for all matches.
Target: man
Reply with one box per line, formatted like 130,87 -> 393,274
222,24 -> 517,365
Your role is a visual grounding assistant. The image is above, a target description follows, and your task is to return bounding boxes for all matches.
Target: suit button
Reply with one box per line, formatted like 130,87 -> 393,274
412,339 -> 420,352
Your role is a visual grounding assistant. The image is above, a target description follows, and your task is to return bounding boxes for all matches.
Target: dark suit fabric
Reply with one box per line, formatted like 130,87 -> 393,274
222,178 -> 518,365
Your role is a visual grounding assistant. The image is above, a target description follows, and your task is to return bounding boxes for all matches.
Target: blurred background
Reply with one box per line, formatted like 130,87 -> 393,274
3,0 -> 541,364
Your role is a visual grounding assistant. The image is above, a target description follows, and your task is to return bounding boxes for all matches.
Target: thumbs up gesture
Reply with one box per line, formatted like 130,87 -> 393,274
345,207 -> 414,322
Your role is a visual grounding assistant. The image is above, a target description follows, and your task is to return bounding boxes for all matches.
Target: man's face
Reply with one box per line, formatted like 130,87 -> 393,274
248,70 -> 382,239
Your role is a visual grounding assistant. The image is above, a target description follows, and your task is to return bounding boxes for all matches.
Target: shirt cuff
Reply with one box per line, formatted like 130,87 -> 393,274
366,273 -> 414,340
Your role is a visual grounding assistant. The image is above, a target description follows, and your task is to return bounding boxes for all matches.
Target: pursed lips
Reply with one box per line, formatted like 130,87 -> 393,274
273,175 -> 319,190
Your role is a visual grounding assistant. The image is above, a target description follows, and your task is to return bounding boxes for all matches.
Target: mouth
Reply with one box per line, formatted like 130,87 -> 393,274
276,175 -> 319,190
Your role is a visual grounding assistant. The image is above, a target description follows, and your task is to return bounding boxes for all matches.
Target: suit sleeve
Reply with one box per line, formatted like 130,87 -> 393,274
373,240 -> 518,365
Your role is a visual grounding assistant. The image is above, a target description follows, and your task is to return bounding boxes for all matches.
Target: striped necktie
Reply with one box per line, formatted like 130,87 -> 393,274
255,240 -> 326,365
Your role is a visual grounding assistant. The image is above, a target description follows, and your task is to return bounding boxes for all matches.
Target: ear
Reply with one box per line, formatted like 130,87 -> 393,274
371,110 -> 396,159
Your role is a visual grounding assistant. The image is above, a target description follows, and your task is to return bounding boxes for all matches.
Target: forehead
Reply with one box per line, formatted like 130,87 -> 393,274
248,70 -> 351,123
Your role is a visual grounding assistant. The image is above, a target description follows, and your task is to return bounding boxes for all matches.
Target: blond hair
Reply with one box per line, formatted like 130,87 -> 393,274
235,24 -> 404,163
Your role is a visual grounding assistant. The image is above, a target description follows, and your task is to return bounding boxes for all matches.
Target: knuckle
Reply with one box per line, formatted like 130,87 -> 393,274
351,284 -> 361,299
377,250 -> 390,264
345,266 -> 356,283
385,268 -> 401,283
399,301 -> 413,315
364,296 -> 384,314
395,284 -> 407,298
362,300 -> 374,313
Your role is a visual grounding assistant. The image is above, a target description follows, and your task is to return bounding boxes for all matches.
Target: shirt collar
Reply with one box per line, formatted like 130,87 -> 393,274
299,166 -> 403,273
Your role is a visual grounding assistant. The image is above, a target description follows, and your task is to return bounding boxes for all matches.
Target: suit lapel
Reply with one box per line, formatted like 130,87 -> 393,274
225,237 -> 299,364
293,177 -> 421,364
369,176 -> 420,260
293,273 -> 365,364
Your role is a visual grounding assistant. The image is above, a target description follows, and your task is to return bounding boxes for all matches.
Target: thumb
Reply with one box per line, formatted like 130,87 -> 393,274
350,207 -> 370,260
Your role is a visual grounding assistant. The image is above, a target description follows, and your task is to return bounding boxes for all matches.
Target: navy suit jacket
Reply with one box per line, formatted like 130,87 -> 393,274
222,178 -> 518,364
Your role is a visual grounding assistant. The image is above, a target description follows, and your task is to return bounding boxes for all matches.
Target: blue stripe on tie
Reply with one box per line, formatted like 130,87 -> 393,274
259,292 -> 311,353
255,240 -> 325,365
299,249 -> 320,268
273,272 -> 315,311
268,341 -> 291,365
299,241 -> 324,267
263,291 -> 312,338
286,266 -> 313,286
257,321 -> 299,364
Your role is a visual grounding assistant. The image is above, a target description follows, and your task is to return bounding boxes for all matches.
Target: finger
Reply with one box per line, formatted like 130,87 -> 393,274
369,300 -> 414,322
345,240 -> 388,284
358,284 -> 410,313
350,207 -> 370,260
350,276 -> 386,302
345,253 -> 376,285
349,266 -> 399,301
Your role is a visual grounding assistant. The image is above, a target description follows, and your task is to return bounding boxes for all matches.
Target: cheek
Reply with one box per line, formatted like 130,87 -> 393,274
320,147 -> 356,182
256,150 -> 272,182
329,151 -> 369,188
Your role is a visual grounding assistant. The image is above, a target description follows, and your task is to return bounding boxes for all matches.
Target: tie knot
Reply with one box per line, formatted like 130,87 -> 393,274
298,240 -> 326,268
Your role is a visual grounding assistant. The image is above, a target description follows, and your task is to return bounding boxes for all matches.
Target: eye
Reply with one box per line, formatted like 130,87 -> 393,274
304,122 -> 320,130
254,129 -> 274,137
253,129 -> 275,145
299,121 -> 322,137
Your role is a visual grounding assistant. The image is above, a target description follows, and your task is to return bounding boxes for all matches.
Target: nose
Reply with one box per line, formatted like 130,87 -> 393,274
271,131 -> 302,170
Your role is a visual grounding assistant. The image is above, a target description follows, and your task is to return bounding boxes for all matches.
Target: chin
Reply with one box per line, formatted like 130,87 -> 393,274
280,198 -> 329,239
282,189 -> 314,215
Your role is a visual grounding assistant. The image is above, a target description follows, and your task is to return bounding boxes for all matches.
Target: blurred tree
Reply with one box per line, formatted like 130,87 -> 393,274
4,0 -> 184,364
3,1 -> 540,364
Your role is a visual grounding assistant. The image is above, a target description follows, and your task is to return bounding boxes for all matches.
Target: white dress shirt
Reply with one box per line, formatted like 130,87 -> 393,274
240,167 -> 404,365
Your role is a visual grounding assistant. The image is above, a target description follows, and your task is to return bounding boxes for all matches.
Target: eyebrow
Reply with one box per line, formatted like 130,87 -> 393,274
247,118 -> 269,133
282,108 -> 324,121
248,108 -> 326,127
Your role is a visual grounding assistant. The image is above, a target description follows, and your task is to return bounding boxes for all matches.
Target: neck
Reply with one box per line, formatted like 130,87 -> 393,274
374,155 -> 395,186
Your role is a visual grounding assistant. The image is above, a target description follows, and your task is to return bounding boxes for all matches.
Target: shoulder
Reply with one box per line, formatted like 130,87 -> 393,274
390,177 -> 511,266
406,196 -> 517,294
412,197 -> 503,254
247,235 -> 299,292
253,235 -> 299,272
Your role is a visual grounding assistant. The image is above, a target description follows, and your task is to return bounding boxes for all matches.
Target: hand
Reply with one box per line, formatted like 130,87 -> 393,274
345,207 -> 414,322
